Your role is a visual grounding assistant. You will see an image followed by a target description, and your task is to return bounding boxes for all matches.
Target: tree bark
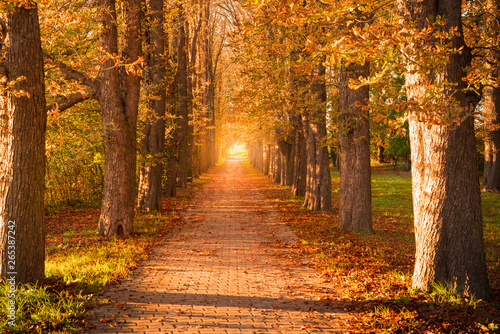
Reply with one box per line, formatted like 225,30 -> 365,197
377,145 -> 385,164
278,139 -> 294,187
176,8 -> 189,189
97,0 -> 142,236
398,0 -> 490,300
264,144 -> 271,175
292,115 -> 307,197
273,146 -> 282,184
0,5 -> 46,284
303,63 -> 332,212
268,145 -> 275,180
338,63 -> 373,233
137,0 -> 166,211
482,85 -> 500,192
482,0 -> 500,192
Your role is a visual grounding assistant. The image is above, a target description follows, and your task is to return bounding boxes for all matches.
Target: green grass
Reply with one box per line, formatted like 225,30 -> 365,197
0,282 -> 90,333
46,239 -> 145,294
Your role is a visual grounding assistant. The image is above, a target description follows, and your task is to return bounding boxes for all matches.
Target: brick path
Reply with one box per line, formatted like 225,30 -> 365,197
87,157 -> 350,333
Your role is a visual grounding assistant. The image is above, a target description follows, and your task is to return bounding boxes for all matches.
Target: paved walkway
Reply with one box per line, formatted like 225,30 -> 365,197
87,157 -> 349,333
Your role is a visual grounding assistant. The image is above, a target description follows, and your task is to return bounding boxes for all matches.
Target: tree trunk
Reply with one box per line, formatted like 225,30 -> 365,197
274,146 -> 282,184
482,85 -> 500,192
303,63 -> 332,212
0,5 -> 46,284
176,9 -> 189,189
482,0 -> 500,192
256,140 -> 264,171
268,145 -> 275,180
188,19 -> 199,181
264,144 -> 271,175
98,0 -> 142,236
377,145 -> 385,164
292,115 -> 307,197
398,0 -> 490,300
338,63 -> 373,233
278,139 -> 294,187
137,0 -> 166,211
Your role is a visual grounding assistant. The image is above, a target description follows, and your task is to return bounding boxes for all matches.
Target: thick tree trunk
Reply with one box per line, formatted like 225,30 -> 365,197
292,115 -> 307,197
303,64 -> 332,212
137,0 -> 166,211
0,6 -> 46,284
98,0 -> 142,236
338,63 -> 373,233
398,0 -> 490,300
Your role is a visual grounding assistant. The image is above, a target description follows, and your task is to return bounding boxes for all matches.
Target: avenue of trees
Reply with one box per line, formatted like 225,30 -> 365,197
0,0 -> 497,302
239,0 -> 495,300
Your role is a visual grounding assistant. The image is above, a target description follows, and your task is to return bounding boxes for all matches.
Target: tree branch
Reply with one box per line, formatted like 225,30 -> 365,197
43,53 -> 101,112
43,53 -> 96,87
47,85 -> 99,113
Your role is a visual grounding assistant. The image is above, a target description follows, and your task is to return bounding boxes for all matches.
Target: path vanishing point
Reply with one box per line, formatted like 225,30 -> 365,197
87,156 -> 350,333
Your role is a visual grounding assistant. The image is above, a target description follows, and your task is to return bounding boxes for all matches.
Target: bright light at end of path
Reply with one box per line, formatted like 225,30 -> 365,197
229,143 -> 247,156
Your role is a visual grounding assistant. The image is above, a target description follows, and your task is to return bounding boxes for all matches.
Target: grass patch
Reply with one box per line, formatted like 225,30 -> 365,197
251,164 -> 500,333
0,178 -> 205,334
0,282 -> 91,333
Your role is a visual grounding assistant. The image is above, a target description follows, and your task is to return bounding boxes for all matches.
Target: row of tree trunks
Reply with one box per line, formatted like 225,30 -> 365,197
137,0 -> 166,211
176,6 -> 189,189
0,5 -> 47,283
302,63 -> 332,212
248,65 -> 331,211
0,0 -> 223,284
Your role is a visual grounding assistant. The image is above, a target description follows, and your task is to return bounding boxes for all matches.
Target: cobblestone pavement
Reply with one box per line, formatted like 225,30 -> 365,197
87,157 -> 350,333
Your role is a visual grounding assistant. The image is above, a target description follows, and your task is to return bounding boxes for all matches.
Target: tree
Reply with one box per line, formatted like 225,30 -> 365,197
97,0 -> 142,236
303,63 -> 332,212
0,3 -> 46,283
176,4 -> 189,189
291,115 -> 307,196
397,0 -> 490,299
338,62 -> 373,233
481,0 -> 500,192
137,0 -> 166,211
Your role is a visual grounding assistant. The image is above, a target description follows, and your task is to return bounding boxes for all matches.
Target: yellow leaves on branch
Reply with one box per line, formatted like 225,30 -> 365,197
98,47 -> 145,77
0,0 -> 36,11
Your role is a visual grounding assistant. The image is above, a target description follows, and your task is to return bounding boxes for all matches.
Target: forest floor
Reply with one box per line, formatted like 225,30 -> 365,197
85,156 -> 352,333
254,163 -> 500,333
